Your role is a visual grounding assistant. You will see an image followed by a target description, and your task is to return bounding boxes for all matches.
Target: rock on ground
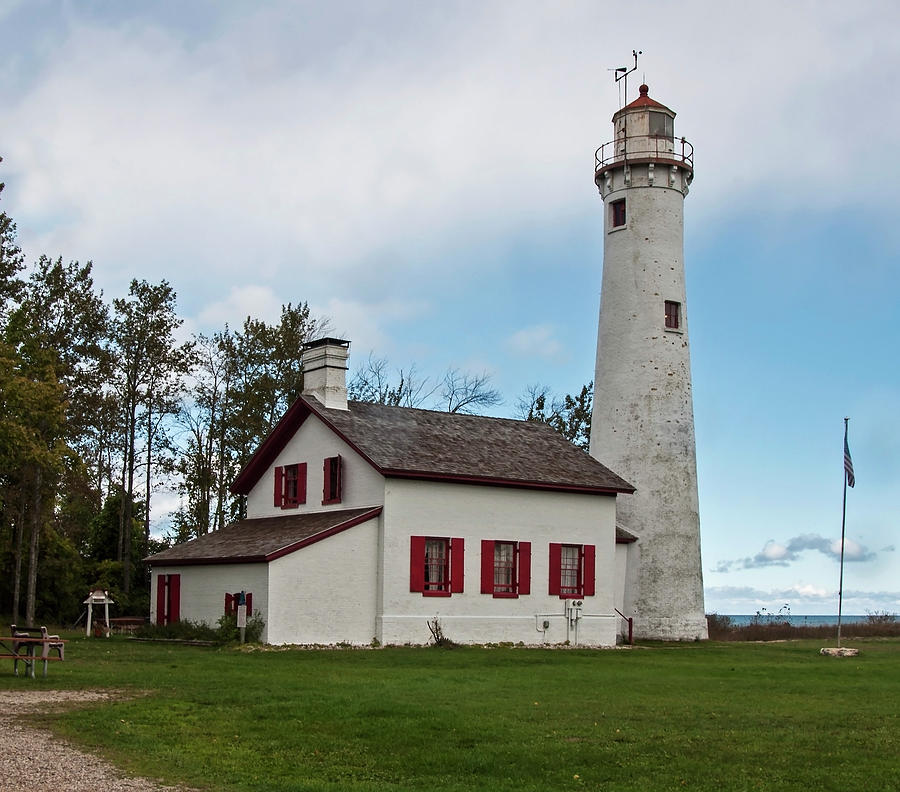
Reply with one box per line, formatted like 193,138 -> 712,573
819,647 -> 860,657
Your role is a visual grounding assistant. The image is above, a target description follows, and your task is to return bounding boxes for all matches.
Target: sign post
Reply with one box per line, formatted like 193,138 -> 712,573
237,590 -> 247,644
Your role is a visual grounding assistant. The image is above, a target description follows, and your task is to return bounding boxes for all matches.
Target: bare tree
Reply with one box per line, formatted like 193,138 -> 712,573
349,353 -> 436,407
515,383 -> 563,424
350,355 -> 502,414
440,367 -> 502,414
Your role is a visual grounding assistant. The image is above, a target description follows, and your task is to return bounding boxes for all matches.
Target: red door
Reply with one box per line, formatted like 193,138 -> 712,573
156,574 -> 181,625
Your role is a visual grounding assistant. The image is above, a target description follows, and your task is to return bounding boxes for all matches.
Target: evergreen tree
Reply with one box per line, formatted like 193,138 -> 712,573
0,157 -> 25,321
110,279 -> 191,594
0,337 -> 67,623
517,382 -> 593,451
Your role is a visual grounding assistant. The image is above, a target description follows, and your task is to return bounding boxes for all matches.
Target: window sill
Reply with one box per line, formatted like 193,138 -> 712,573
664,327 -> 684,335
607,224 -> 627,234
491,592 -> 519,599
423,590 -> 452,598
321,498 -> 342,506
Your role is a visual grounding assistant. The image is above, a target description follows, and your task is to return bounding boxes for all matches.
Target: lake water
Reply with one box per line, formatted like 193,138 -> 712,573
723,614 -> 870,627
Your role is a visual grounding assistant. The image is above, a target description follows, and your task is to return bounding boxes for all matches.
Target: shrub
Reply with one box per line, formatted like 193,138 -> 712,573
134,611 -> 265,644
426,617 -> 458,648
705,612 -> 900,641
706,613 -> 735,640
216,610 -> 266,643
134,619 -> 221,642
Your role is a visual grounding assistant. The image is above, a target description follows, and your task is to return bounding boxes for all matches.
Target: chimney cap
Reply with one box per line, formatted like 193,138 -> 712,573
302,337 -> 350,351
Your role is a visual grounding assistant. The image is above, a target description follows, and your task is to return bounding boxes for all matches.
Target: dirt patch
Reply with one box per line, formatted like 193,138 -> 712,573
0,689 -> 195,791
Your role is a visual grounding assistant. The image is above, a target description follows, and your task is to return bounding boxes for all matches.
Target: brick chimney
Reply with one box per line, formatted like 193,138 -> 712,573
301,338 -> 350,410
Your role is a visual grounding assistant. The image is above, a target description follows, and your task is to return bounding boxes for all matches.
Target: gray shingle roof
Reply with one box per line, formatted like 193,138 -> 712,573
317,399 -> 634,493
145,507 -> 381,564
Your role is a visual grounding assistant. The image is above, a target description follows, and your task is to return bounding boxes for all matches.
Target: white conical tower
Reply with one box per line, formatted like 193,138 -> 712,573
589,84 -> 707,640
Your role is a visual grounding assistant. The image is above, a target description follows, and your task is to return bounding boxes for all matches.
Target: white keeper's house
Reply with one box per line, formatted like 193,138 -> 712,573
146,338 -> 636,647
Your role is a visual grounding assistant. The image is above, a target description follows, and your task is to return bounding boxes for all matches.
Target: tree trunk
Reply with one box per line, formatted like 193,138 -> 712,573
123,410 -> 135,595
144,395 -> 153,546
117,439 -> 127,563
11,491 -> 26,624
25,466 -> 42,625
214,379 -> 231,532
119,393 -> 137,595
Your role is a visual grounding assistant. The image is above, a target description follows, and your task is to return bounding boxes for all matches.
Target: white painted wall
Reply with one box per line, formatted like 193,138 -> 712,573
246,413 -> 384,519
266,515 -> 380,645
590,107 -> 707,640
379,479 -> 618,647
613,103 -> 677,160
151,563 -> 270,641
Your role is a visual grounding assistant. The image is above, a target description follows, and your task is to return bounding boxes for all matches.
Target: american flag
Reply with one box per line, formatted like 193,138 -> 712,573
844,426 -> 855,488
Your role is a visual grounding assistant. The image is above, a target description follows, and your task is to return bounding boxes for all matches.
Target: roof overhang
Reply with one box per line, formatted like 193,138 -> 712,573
145,507 -> 382,566
380,468 -> 633,496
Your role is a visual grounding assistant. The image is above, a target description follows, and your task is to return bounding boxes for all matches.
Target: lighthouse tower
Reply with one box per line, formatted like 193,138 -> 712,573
589,83 -> 708,640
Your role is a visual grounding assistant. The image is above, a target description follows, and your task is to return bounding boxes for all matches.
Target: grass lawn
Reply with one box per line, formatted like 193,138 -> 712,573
2,636 -> 898,791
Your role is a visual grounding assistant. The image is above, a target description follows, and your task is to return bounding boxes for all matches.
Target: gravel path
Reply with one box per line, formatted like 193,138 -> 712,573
0,689 -> 196,791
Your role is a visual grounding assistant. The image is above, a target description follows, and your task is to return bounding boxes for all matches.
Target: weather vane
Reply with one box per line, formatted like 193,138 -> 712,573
609,49 -> 642,108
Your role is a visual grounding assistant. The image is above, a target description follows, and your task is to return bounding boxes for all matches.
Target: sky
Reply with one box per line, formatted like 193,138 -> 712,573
1,0 -> 897,615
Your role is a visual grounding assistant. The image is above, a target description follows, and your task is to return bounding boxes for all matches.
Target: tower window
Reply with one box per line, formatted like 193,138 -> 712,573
610,199 -> 626,228
649,111 -> 674,140
665,300 -> 681,330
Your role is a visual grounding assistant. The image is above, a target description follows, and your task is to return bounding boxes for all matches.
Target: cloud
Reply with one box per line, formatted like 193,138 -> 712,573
196,285 -> 285,329
788,583 -> 830,600
704,584 -> 900,614
505,324 -> 564,361
313,296 -> 431,358
3,5 -> 601,308
713,533 -> 877,573
6,1 -> 900,332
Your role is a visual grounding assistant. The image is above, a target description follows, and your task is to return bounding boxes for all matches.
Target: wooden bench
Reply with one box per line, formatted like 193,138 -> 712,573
109,617 -> 146,635
1,625 -> 66,678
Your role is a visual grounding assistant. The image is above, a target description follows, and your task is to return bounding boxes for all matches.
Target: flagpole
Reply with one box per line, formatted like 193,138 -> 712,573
837,417 -> 849,648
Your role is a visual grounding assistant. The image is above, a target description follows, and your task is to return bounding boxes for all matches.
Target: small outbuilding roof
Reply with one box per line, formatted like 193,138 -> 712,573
145,507 -> 382,565
232,396 -> 635,496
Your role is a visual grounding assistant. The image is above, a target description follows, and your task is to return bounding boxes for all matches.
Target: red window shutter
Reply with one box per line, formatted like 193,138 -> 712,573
518,541 -> 532,595
583,545 -> 596,597
168,574 -> 181,623
225,593 -> 233,614
480,540 -> 494,594
156,576 -> 167,625
548,543 -> 561,596
323,456 -> 342,504
297,462 -> 307,504
410,536 -> 426,592
246,592 -> 253,615
274,466 -> 283,507
450,537 -> 465,593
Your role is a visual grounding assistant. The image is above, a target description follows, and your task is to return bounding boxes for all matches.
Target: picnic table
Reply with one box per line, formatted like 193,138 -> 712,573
1,625 -> 66,678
